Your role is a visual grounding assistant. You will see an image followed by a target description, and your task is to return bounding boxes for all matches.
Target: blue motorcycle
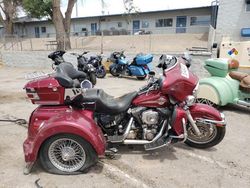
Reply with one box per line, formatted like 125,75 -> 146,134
109,51 -> 153,80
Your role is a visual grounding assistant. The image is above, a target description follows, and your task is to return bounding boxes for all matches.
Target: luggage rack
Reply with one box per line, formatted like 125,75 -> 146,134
25,71 -> 51,80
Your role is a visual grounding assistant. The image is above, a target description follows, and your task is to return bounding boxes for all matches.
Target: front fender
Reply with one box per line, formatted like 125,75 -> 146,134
23,109 -> 106,162
198,76 -> 239,106
189,103 -> 226,127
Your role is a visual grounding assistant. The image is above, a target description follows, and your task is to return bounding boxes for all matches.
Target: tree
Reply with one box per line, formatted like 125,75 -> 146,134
123,0 -> 140,24
0,0 -> 22,35
23,0 -> 76,50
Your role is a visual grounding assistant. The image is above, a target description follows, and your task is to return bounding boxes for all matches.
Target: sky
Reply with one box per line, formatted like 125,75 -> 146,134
61,0 -> 214,18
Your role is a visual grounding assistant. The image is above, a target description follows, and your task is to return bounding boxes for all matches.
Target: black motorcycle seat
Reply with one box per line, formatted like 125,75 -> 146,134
71,89 -> 137,114
54,63 -> 86,88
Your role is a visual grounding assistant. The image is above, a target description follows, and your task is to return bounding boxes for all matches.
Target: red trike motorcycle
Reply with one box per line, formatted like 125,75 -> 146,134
23,55 -> 226,174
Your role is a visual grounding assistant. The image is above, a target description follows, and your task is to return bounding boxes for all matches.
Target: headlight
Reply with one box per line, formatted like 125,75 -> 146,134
192,82 -> 199,97
186,95 -> 195,106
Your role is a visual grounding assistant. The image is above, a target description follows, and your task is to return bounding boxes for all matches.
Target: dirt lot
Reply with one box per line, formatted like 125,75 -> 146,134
0,57 -> 250,188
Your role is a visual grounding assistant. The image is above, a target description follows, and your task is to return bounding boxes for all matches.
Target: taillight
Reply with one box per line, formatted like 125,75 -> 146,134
143,65 -> 148,69
26,88 -> 40,100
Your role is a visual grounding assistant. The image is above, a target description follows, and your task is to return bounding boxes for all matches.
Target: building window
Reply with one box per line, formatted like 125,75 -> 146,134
246,1 -> 250,11
155,18 -> 173,27
142,21 -> 149,28
118,22 -> 122,28
190,16 -> 210,26
41,27 -> 46,33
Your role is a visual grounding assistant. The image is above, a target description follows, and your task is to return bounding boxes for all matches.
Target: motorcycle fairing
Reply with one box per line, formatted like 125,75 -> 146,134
23,106 -> 106,162
118,58 -> 128,65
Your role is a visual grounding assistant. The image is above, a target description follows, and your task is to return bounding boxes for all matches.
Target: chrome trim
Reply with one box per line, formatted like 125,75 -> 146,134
182,118 -> 188,142
196,117 -> 226,125
124,117 -> 134,139
186,95 -> 196,106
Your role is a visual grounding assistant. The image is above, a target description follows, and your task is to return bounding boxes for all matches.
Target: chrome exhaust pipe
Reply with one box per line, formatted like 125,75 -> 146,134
123,140 -> 150,145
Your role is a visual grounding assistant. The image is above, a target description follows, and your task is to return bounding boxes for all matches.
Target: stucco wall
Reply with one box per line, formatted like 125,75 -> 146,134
216,0 -> 250,42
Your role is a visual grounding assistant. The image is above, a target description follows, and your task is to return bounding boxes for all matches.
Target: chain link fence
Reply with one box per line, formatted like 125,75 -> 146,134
0,26 -> 210,53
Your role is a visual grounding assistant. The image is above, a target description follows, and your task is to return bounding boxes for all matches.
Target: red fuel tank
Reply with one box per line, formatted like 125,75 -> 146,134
132,90 -> 169,108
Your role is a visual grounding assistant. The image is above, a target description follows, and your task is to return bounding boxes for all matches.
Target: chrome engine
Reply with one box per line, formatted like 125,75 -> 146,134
141,110 -> 159,125
130,108 -> 161,141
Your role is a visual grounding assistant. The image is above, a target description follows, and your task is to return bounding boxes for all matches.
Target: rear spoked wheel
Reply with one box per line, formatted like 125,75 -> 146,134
39,134 -> 97,174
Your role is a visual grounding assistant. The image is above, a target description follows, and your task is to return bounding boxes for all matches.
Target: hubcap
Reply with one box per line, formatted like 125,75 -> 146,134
187,121 -> 217,144
48,138 -> 86,172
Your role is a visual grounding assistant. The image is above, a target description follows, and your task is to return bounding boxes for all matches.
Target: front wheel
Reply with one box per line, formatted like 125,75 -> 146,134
96,66 -> 106,78
109,66 -> 120,77
185,121 -> 226,149
39,134 -> 98,175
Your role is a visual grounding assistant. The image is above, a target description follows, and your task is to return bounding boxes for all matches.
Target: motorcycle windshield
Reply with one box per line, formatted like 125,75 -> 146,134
118,59 -> 128,65
161,59 -> 198,102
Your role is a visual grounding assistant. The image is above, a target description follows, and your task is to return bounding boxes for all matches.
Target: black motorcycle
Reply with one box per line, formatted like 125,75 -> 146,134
48,50 -> 96,86
88,55 -> 106,78
70,52 -> 97,85
71,51 -> 106,79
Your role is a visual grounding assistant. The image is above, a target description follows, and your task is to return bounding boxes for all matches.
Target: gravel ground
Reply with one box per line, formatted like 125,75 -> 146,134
0,53 -> 250,188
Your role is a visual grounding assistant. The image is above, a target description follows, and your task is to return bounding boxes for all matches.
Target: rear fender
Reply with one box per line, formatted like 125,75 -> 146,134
198,77 -> 239,106
24,109 -> 106,162
189,103 -> 226,127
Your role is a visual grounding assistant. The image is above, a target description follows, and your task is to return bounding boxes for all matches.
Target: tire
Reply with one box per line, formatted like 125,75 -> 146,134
89,72 -> 97,85
39,134 -> 98,175
109,67 -> 120,77
96,66 -> 106,78
136,75 -> 147,80
185,121 -> 226,149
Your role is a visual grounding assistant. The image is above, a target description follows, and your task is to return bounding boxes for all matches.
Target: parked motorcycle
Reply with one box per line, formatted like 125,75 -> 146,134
197,58 -> 250,108
88,54 -> 106,78
23,54 -> 226,175
49,50 -> 97,86
71,51 -> 106,80
109,51 -> 153,80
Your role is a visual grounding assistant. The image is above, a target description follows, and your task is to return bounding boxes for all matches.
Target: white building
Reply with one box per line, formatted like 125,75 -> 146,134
13,6 -> 213,38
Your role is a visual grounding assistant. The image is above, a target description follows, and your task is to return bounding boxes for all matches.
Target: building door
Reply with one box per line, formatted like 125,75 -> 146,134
133,20 -> 140,34
176,16 -> 187,33
34,27 -> 40,38
91,23 -> 97,35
